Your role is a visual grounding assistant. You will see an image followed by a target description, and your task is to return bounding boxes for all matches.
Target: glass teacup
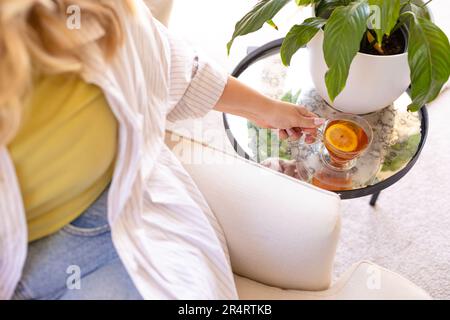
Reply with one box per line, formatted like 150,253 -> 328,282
292,113 -> 373,191
319,114 -> 373,170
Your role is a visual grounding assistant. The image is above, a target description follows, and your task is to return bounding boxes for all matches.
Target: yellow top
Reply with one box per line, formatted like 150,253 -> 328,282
7,74 -> 118,242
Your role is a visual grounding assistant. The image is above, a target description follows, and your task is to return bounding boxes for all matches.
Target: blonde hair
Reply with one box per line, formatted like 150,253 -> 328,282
0,0 -> 132,145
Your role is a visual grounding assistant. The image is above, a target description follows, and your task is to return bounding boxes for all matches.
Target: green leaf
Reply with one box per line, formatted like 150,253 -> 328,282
400,0 -> 432,21
323,0 -> 371,101
315,0 -> 350,19
406,14 -> 450,111
266,19 -> 279,30
395,2 -> 431,35
281,17 -> 327,66
409,2 -> 431,20
295,0 -> 317,5
227,0 -> 291,54
368,0 -> 401,45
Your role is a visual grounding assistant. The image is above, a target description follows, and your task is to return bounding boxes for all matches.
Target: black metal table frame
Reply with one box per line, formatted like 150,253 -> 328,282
223,38 -> 429,204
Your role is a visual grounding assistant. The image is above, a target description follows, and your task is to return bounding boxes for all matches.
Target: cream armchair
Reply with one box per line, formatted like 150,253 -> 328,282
166,132 -> 431,300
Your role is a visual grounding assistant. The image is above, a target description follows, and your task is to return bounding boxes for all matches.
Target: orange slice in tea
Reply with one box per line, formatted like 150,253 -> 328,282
325,123 -> 358,152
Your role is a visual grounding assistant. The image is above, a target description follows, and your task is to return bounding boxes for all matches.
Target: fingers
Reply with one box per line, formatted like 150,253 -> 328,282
279,127 -> 318,144
305,134 -> 316,144
296,114 -> 326,128
286,128 -> 302,141
295,107 -> 325,129
297,106 -> 319,118
282,128 -> 305,142
280,105 -> 325,141
279,129 -> 288,140
302,127 -> 318,144
302,128 -> 317,135
279,159 -> 297,178
279,129 -> 299,141
293,128 -> 316,144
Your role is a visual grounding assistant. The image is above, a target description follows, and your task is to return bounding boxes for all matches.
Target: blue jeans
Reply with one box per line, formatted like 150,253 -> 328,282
12,187 -> 142,300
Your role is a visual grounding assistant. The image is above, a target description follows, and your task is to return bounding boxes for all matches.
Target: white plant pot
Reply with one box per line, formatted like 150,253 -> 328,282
307,30 -> 410,114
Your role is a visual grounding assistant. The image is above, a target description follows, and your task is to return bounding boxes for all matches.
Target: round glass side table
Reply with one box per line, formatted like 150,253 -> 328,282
223,39 -> 428,204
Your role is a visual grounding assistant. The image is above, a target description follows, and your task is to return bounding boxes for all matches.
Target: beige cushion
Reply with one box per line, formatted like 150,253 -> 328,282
235,261 -> 432,300
166,132 -> 341,291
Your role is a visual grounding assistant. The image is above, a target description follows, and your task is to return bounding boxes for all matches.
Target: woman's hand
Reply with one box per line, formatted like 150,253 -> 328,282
247,100 -> 325,141
215,77 -> 325,142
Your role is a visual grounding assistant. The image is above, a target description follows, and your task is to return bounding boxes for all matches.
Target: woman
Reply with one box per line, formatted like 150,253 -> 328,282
0,0 -> 324,299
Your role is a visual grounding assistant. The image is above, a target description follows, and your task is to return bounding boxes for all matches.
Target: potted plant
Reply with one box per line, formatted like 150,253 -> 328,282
228,0 -> 450,114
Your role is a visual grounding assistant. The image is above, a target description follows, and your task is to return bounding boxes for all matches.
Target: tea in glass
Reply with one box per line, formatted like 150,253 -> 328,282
309,114 -> 373,191
323,119 -> 370,169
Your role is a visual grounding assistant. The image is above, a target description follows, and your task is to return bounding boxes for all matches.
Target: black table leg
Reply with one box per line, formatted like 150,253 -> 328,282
370,191 -> 381,206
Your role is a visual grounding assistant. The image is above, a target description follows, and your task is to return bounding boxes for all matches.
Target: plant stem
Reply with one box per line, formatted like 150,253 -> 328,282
366,31 -> 384,54
422,0 -> 433,7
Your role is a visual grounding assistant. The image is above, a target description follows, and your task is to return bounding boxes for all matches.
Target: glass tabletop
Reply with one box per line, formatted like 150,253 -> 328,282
224,44 -> 426,196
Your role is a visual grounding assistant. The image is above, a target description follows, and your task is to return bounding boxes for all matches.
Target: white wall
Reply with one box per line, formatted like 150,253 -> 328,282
170,0 -> 310,70
170,0 -> 450,73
